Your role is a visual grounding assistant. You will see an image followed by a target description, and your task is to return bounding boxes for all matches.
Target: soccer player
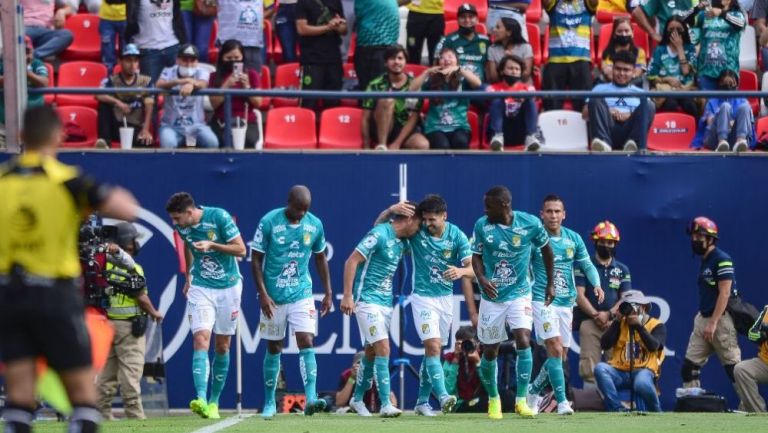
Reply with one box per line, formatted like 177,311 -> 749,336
526,195 -> 604,415
166,193 -> 247,419
471,185 -> 555,419
340,203 -> 422,417
251,186 -> 333,417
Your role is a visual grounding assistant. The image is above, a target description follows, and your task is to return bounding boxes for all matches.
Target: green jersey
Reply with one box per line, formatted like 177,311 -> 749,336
641,0 -> 695,38
353,223 -> 404,307
422,78 -> 471,134
530,226 -> 600,307
693,10 -> 744,79
362,74 -> 421,127
434,32 -> 490,81
409,222 -> 472,297
647,44 -> 698,87
175,206 -> 242,289
252,208 -> 327,305
472,212 -> 549,302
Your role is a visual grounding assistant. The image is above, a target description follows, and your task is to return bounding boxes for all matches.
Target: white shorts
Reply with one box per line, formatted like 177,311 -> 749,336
410,293 -> 453,346
259,297 -> 318,341
187,281 -> 242,336
356,302 -> 393,345
477,296 -> 533,344
532,301 -> 574,347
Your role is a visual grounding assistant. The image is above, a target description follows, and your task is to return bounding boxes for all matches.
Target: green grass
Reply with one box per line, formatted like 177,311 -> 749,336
29,412 -> 768,433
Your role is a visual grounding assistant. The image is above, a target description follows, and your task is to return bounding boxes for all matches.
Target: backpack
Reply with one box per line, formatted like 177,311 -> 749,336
674,394 -> 729,412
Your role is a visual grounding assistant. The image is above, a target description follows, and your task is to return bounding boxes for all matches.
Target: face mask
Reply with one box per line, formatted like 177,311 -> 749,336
596,245 -> 615,260
178,66 -> 196,78
691,239 -> 709,255
615,35 -> 633,46
503,75 -> 521,85
458,25 -> 475,36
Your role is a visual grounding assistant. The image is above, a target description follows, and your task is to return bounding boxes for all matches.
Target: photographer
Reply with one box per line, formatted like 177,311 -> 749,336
594,290 -> 666,412
733,306 -> 768,412
335,352 -> 396,413
443,326 -> 487,412
97,223 -> 163,420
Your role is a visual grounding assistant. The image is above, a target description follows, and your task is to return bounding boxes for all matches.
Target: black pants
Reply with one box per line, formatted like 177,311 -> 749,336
354,45 -> 388,91
658,97 -> 700,119
300,63 -> 343,110
406,11 -> 444,65
428,129 -> 470,150
588,98 -> 655,149
542,61 -> 592,111
97,103 -> 147,147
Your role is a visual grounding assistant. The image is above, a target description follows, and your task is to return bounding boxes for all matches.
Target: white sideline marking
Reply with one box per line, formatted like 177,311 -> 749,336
190,414 -> 254,433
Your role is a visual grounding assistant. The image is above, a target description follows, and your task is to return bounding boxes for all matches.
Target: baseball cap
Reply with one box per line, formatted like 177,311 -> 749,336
24,36 -> 33,51
621,290 -> 651,305
178,44 -> 199,59
458,3 -> 478,16
121,43 -> 141,57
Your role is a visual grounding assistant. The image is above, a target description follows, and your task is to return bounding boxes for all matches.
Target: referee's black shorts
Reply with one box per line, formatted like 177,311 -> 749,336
0,272 -> 92,372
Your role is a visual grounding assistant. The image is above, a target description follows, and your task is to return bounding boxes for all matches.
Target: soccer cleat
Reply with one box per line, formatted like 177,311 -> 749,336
557,401 -> 574,415
261,401 -> 277,418
490,134 -> 505,151
715,140 -> 730,152
304,398 -> 327,416
439,394 -> 457,414
590,138 -> 612,152
526,390 -> 543,415
207,403 -> 220,419
414,403 -> 437,417
515,400 -> 536,418
487,396 -> 503,420
349,398 -> 372,417
379,404 -> 402,418
189,398 -> 209,419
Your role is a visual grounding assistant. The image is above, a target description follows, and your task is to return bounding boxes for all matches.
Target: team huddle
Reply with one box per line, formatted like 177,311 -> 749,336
166,185 -> 605,419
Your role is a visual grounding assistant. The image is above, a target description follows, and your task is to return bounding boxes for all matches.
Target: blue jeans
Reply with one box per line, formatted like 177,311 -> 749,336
181,11 -> 214,64
99,19 -> 127,74
26,26 -> 73,59
139,45 -> 180,85
704,102 -> 753,149
275,3 -> 298,63
489,97 -> 538,144
159,125 -> 219,148
698,75 -> 719,91
594,362 -> 661,412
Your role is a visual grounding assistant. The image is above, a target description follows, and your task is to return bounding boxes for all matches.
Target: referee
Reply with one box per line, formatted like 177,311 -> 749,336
0,105 -> 138,433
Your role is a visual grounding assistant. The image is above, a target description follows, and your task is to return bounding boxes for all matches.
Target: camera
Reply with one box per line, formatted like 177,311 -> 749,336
619,301 -> 640,316
461,339 -> 477,353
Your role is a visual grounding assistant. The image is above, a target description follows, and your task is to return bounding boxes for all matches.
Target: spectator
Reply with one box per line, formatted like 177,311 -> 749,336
734,307 -> 768,413
633,0 -> 694,44
435,4 -> 490,82
681,217 -> 742,390
361,45 -> 429,150
487,0 -> 530,42
0,36 -> 49,147
691,69 -> 754,152
647,16 -> 699,118
217,0 -> 273,71
542,0 -> 597,111
98,0 -> 128,73
409,47 -> 482,150
95,44 -> 154,149
690,0 -> 745,90
276,0 -> 300,63
208,39 -> 263,148
406,0 -> 444,65
354,0 -> 403,90
22,0 -> 74,60
586,50 -> 655,152
598,16 -> 646,86
487,55 -> 541,151
754,0 -> 768,75
126,0 -> 186,84
486,17 -> 533,84
594,290 -> 666,412
443,326 -> 487,413
156,44 -> 219,148
296,0 -> 347,110
336,352 -> 397,412
56,0 -> 101,13
180,0 -> 216,64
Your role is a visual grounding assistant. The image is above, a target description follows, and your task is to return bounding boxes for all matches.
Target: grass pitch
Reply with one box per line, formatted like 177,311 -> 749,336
30,412 -> 768,433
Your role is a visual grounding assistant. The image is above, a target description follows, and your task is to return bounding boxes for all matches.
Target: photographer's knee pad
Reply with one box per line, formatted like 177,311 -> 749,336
724,364 -> 736,383
681,358 -> 701,382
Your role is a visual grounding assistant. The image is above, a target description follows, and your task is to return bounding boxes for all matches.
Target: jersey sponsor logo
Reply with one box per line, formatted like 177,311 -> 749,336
609,277 -> 621,289
239,6 -> 259,26
230,310 -> 239,321
481,325 -> 501,341
543,321 -> 552,332
207,230 -> 217,241
554,269 -> 569,294
566,248 -> 574,259
274,225 -> 286,233
512,236 -> 521,247
443,249 -> 452,259
303,232 -> 312,246
276,236 -> 285,244
492,260 -> 517,285
304,225 -> 317,233
499,241 -> 508,250
362,234 -> 378,249
309,309 -> 317,320
483,224 -> 495,232
429,265 -> 445,284
276,260 -> 300,288
200,255 -> 226,280
480,313 -> 491,326
422,323 -> 430,334
512,227 -> 529,235
369,325 -> 377,336
419,309 -> 432,321
290,240 -> 301,249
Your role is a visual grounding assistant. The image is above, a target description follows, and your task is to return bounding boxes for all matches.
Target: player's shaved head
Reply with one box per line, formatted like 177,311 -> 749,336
485,185 -> 511,204
285,185 -> 311,223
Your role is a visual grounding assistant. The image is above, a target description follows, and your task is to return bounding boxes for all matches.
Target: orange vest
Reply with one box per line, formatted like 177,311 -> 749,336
607,317 -> 665,377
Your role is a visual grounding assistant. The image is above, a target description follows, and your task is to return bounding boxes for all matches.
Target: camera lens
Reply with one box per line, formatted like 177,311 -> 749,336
461,339 -> 476,353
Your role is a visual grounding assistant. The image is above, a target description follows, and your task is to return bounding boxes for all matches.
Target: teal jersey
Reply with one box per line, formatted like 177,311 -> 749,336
409,222 -> 472,297
252,208 -> 327,305
353,223 -> 404,307
531,226 -> 599,307
175,206 -> 242,289
472,212 -> 549,302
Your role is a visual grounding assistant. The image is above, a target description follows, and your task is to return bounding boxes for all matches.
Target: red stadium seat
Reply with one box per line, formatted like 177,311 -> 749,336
468,111 -> 480,149
318,107 -> 363,149
56,61 -> 107,108
595,22 -> 649,66
259,65 -> 271,109
647,112 -> 697,151
444,20 -> 488,36
347,34 -> 356,64
61,14 -> 101,61
756,116 -> 768,144
526,0 -> 542,23
480,112 -> 525,150
57,106 -> 98,148
738,69 -> 759,116
526,23 -> 542,66
341,63 -> 358,107
264,107 -> 317,149
444,0 -> 488,21
272,63 -> 302,107
596,10 -> 631,24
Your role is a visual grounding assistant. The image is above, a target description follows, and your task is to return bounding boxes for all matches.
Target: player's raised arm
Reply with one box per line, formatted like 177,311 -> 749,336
374,202 -> 416,225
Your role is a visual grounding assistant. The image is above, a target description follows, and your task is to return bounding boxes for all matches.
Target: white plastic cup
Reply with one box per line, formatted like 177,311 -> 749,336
185,132 -> 197,147
232,126 -> 247,150
119,127 -> 134,150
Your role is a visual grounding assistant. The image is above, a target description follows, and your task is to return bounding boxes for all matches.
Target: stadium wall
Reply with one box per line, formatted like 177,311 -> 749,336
11,152 -> 768,411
